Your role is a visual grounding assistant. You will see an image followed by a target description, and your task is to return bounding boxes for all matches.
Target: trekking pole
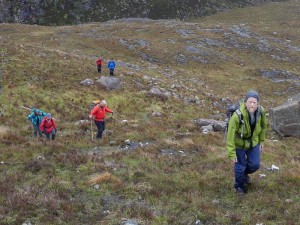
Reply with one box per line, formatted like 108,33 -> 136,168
20,105 -> 32,111
91,119 -> 94,141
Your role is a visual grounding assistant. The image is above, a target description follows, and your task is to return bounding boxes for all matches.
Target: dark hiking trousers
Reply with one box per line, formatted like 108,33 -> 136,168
109,68 -> 114,76
95,121 -> 105,139
234,144 -> 260,190
97,65 -> 102,73
33,123 -> 43,137
45,129 -> 56,140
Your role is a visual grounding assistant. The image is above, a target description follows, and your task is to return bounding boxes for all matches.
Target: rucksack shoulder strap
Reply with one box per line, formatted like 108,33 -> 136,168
235,109 -> 244,123
235,109 -> 245,139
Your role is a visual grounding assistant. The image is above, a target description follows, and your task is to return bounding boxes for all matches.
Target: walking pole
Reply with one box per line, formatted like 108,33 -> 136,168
91,119 -> 94,141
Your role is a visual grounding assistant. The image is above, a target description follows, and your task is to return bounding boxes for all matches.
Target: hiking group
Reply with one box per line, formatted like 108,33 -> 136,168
27,108 -> 57,141
27,99 -> 113,142
27,89 -> 266,196
96,57 -> 116,76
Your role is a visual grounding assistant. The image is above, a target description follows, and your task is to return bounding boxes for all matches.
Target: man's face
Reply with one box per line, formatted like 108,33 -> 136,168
245,97 -> 258,113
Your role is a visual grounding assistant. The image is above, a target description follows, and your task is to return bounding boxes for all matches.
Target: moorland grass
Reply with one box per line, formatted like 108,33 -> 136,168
0,1 -> 299,224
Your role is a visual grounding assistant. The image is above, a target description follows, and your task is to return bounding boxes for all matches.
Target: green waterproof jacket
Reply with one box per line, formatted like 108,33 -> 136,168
226,101 -> 267,160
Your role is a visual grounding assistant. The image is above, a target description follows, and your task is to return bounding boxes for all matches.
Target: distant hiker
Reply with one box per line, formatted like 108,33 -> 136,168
89,100 -> 113,139
96,57 -> 103,74
226,90 -> 267,195
107,59 -> 116,76
27,108 -> 47,138
40,113 -> 57,141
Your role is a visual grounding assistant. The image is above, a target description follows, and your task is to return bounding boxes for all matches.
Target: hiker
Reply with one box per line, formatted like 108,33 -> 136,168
226,90 -> 267,195
107,59 -> 115,76
89,100 -> 113,139
96,57 -> 103,74
40,113 -> 57,141
27,108 -> 47,138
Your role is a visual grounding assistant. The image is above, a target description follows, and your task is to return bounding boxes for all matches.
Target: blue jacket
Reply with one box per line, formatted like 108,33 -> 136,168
27,108 -> 47,125
108,60 -> 115,69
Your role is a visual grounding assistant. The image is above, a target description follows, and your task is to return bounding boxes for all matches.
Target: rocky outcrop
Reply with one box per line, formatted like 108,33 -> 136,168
96,76 -> 121,90
0,0 -> 288,25
269,94 -> 300,137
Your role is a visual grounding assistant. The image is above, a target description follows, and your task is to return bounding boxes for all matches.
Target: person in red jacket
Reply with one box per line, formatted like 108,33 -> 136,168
40,113 -> 57,141
96,57 -> 103,74
89,100 -> 113,139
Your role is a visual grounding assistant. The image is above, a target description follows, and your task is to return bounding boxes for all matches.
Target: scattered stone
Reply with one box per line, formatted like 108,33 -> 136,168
195,220 -> 204,225
266,164 -> 279,172
96,76 -> 121,90
160,149 -> 187,156
148,86 -> 171,99
74,120 -> 89,125
194,118 -> 226,132
36,155 -> 45,160
285,199 -> 293,203
200,124 -> 213,134
212,199 -> 220,204
151,111 -> 163,117
121,120 -> 128,124
109,140 -> 117,146
80,78 -> 94,86
119,219 -> 139,225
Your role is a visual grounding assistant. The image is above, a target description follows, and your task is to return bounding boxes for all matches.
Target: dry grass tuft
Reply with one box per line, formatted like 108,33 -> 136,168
0,126 -> 10,137
87,172 -> 121,186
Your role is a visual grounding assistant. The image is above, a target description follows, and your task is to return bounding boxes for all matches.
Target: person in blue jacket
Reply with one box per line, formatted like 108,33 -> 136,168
27,108 -> 47,138
107,59 -> 116,76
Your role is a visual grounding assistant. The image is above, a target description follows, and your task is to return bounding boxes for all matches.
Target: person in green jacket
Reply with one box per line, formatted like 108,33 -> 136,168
226,90 -> 267,195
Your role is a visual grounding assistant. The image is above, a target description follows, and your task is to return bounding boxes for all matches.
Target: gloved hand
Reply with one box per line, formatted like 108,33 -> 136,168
55,129 -> 57,133
112,111 -> 114,116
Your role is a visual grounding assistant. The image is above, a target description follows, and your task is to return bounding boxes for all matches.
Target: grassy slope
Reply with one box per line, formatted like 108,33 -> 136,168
0,0 -> 299,224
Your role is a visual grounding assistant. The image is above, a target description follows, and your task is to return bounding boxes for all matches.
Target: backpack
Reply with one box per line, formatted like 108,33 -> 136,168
90,100 -> 100,110
225,101 -> 245,139
225,100 -> 262,139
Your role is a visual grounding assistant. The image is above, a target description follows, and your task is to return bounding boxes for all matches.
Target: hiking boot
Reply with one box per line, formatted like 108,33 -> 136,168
245,175 -> 252,185
236,187 -> 246,196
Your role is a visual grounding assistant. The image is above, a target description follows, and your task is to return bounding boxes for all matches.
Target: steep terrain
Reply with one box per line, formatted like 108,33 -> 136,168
0,0 -> 299,224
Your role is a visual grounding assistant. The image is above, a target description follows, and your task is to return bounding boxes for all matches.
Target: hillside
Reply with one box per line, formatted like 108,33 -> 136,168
0,0 -> 288,25
0,0 -> 299,225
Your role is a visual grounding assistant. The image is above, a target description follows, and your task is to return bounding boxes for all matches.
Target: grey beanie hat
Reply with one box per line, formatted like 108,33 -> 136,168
245,90 -> 259,102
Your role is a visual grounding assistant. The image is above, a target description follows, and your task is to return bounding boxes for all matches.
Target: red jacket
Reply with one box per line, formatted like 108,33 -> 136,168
96,58 -> 103,66
40,118 -> 57,133
89,105 -> 113,121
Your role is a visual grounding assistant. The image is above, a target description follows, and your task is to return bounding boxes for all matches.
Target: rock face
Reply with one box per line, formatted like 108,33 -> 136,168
269,94 -> 300,137
0,0 -> 288,25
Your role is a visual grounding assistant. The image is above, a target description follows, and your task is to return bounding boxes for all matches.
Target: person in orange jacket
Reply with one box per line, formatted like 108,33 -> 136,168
89,100 -> 113,139
96,57 -> 103,74
40,113 -> 57,141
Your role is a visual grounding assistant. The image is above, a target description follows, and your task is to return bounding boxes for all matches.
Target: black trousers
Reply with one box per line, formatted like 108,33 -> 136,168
109,68 -> 114,76
95,121 -> 105,139
97,65 -> 102,73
